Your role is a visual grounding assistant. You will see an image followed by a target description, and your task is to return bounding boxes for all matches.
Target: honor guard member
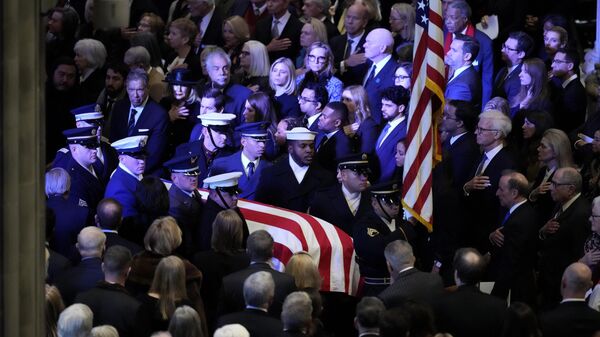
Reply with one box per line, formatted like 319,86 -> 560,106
104,135 -> 148,219
310,153 -> 373,235
60,126 -> 106,211
189,112 -> 237,185
352,180 -> 416,296
53,104 -> 118,184
164,142 -> 204,258
255,127 -> 335,212
211,122 -> 273,200
198,172 -> 249,252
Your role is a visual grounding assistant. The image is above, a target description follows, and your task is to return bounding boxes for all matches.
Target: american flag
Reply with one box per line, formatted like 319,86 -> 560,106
401,0 -> 445,232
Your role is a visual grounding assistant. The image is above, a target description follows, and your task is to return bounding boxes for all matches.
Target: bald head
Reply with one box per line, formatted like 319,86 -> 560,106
364,28 -> 394,62
77,226 -> 106,258
453,248 -> 485,286
561,262 -> 593,299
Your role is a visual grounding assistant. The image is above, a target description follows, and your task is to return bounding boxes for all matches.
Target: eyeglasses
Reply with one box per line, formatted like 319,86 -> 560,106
550,180 -> 573,188
308,55 -> 327,64
591,214 -> 600,219
395,75 -> 410,80
502,43 -> 518,52
298,96 -> 317,103
552,59 -> 569,64
475,127 -> 499,133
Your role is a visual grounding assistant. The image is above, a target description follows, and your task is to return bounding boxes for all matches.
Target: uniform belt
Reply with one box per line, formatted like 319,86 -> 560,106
363,277 -> 392,285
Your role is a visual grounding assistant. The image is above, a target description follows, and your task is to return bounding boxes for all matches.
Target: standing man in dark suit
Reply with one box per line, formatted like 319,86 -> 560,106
56,227 -> 106,305
310,154 -> 373,234
444,1 -> 493,108
227,0 -> 269,36
302,0 -> 339,40
74,245 -> 147,337
164,142 -> 204,258
198,172 -> 249,252
353,181 -> 416,296
109,68 -> 169,176
211,122 -> 273,200
190,112 -> 237,185
444,34 -> 482,110
434,248 -> 507,337
314,102 -> 354,173
463,110 -> 516,253
538,167 -> 591,309
255,0 -> 303,63
188,0 -> 224,52
59,127 -> 106,211
218,230 -> 296,318
202,49 -> 252,125
550,48 -> 587,134
374,86 -> 409,183
217,271 -> 284,337
329,2 -> 369,86
104,135 -> 148,219
298,82 -> 328,132
95,198 -> 143,255
362,28 -> 398,125
540,263 -> 600,337
378,240 -> 443,309
431,100 -> 479,284
488,171 -> 538,307
493,31 -> 533,105
255,127 -> 335,212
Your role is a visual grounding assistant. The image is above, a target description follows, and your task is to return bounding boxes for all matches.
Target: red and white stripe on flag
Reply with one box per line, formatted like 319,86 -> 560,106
238,199 -> 360,295
402,0 -> 445,232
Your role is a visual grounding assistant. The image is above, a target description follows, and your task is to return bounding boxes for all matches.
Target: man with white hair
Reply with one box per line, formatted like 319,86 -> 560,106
463,110 -> 516,253
57,303 -> 94,337
56,227 -> 106,305
217,271 -> 284,337
362,28 -> 398,125
281,292 -> 313,337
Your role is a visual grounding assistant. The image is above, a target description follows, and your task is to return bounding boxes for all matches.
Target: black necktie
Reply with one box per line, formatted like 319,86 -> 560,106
344,39 -> 354,59
248,162 -> 255,177
474,153 -> 488,176
364,64 -> 376,86
128,108 -> 136,136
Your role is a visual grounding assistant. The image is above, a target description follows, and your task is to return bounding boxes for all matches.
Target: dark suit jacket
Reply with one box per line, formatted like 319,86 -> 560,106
309,184 -> 372,235
255,155 -> 336,212
47,196 -> 90,258
168,185 -> 203,258
47,248 -> 73,285
75,281 -> 145,337
52,140 -> 118,186
104,166 -> 140,218
465,147 -> 516,253
364,57 -> 399,125
217,308 -> 284,337
62,157 -> 106,212
446,133 -> 480,190
434,285 -> 507,337
109,99 -> 169,175
274,93 -> 302,119
552,77 -> 587,134
315,130 -> 353,172
255,13 -> 303,63
81,67 -> 106,104
374,118 -> 407,183
493,63 -> 522,103
378,268 -> 444,309
488,201 -> 538,306
56,257 -> 104,305
473,29 -> 494,108
540,301 -> 600,337
227,0 -> 270,36
193,9 -> 224,50
329,32 -> 369,86
211,151 -> 272,200
445,65 -> 482,110
355,117 -> 379,155
218,262 -> 297,319
539,195 -> 591,307
102,231 -> 144,256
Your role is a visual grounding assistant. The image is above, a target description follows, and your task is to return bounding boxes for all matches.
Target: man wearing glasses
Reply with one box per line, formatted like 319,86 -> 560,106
550,48 -> 587,134
298,82 -> 328,131
538,167 -> 591,309
463,110 -> 516,253
493,31 -> 534,104
352,180 -> 415,296
310,154 -> 373,234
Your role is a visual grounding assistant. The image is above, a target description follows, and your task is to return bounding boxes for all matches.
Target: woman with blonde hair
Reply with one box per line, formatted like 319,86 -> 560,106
223,16 -> 251,75
297,18 -> 329,70
193,209 -> 250,331
389,3 -> 415,55
236,40 -> 271,92
270,57 -> 301,118
138,256 -> 195,334
286,251 -> 322,290
296,41 -> 343,102
341,85 -> 378,154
